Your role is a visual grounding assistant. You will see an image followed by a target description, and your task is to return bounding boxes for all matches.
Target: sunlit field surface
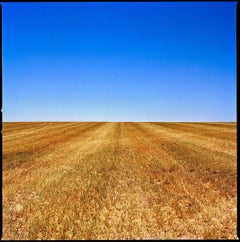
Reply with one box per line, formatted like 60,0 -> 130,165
2,122 -> 237,239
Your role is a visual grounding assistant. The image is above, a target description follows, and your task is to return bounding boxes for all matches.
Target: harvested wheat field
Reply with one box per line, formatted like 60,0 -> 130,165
2,122 -> 237,239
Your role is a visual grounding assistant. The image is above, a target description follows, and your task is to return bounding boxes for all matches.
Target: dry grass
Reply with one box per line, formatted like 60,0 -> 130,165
2,122 -> 238,240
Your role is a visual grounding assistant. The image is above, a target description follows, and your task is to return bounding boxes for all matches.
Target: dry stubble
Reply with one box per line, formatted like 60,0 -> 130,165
2,122 -> 238,239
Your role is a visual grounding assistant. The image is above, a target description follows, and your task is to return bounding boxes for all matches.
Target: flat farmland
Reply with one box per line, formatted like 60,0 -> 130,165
2,122 -> 237,239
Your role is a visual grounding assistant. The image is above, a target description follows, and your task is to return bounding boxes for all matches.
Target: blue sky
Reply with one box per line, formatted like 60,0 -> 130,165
2,2 -> 237,121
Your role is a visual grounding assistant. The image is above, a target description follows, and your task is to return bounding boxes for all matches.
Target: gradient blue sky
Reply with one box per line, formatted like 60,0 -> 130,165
2,2 -> 237,122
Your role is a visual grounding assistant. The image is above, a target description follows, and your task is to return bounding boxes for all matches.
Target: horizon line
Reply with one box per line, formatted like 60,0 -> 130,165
2,121 -> 236,123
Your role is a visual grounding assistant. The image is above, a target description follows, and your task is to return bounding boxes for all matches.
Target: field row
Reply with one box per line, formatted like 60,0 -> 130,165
2,122 -> 237,239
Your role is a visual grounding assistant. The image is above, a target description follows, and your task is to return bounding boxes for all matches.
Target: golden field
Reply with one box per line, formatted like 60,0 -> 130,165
2,122 -> 237,239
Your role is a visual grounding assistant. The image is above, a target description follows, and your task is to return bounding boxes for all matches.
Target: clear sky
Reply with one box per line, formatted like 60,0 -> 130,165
2,2 -> 237,122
